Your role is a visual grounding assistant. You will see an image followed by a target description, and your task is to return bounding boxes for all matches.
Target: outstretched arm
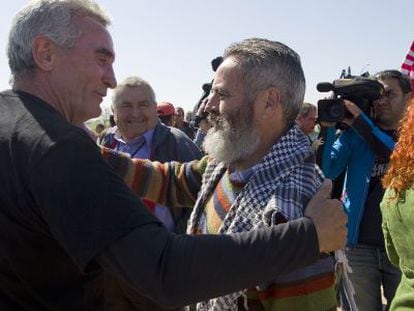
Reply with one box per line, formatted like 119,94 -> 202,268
97,179 -> 347,307
101,146 -> 206,208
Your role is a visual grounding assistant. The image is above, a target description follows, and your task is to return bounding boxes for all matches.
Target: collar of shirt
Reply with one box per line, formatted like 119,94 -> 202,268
228,165 -> 256,184
113,127 -> 155,159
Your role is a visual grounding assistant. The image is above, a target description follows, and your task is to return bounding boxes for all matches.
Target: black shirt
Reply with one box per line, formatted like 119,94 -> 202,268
0,90 -> 156,310
358,129 -> 397,247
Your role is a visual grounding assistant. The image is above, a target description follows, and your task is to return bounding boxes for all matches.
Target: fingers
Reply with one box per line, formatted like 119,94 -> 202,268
304,179 -> 333,218
322,202 -> 347,251
333,207 -> 348,250
344,100 -> 361,117
315,179 -> 332,200
305,181 -> 348,252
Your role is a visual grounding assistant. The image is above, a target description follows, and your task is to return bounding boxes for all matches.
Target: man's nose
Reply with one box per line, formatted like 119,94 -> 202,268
104,65 -> 117,89
205,94 -> 218,113
130,105 -> 142,116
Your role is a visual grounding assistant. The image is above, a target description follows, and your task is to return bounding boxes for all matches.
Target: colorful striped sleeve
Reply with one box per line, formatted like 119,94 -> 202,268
101,146 -> 207,208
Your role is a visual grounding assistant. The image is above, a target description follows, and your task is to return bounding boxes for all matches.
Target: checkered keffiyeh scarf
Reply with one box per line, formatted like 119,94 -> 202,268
187,123 -> 324,311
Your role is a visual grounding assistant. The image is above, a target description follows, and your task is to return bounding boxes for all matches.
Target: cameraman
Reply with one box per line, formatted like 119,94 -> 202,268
319,70 -> 411,310
192,97 -> 211,151
190,57 -> 222,152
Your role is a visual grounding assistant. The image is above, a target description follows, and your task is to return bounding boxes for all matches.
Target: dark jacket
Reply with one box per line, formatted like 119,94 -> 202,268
150,122 -> 202,162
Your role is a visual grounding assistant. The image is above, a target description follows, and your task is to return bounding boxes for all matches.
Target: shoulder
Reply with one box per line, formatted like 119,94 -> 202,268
169,126 -> 193,140
334,127 -> 360,146
35,126 -> 97,165
99,126 -> 117,146
152,123 -> 202,159
0,89 -> 20,104
169,127 -> 202,155
155,123 -> 194,144
4,90 -> 91,155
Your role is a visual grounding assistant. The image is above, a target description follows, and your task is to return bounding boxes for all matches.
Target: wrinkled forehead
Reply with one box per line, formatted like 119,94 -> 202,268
213,58 -> 245,89
114,85 -> 154,104
75,16 -> 115,55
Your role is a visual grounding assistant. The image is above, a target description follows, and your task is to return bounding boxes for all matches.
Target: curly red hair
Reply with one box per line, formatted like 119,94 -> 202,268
382,98 -> 414,198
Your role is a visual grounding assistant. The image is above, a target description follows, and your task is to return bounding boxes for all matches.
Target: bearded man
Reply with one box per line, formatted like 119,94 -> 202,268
102,38 -> 343,310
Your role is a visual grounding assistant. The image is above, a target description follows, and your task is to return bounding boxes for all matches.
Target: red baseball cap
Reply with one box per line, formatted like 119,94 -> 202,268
157,101 -> 175,116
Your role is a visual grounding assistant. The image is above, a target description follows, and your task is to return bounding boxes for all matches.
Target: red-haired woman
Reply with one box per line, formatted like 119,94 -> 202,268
381,97 -> 414,310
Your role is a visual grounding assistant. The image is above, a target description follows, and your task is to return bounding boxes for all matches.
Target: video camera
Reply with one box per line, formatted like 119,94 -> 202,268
317,77 -> 384,123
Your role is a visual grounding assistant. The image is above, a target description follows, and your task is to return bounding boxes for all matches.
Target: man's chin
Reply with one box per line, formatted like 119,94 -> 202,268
84,107 -> 102,122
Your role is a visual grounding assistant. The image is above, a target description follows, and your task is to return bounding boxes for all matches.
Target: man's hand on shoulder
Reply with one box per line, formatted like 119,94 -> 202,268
305,179 -> 347,253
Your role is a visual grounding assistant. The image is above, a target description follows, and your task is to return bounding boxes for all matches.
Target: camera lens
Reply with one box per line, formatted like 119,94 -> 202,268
328,104 -> 343,119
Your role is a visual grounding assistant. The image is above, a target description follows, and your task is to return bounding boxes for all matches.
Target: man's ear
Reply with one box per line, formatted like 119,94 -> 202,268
255,86 -> 281,122
31,36 -> 58,71
264,86 -> 281,111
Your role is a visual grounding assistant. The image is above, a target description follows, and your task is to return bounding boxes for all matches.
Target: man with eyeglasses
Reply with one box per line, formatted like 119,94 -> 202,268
320,70 -> 412,310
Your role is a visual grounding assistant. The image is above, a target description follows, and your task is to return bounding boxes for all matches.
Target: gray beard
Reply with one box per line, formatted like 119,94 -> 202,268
203,116 -> 260,164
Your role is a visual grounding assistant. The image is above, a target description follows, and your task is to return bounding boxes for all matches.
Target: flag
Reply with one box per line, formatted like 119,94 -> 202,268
401,40 -> 414,92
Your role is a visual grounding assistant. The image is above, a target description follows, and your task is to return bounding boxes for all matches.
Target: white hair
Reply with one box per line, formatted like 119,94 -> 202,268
223,38 -> 306,123
7,0 -> 111,80
112,76 -> 157,107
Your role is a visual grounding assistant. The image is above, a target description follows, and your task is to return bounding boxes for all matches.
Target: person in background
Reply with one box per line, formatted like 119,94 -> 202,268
185,110 -> 193,123
157,101 -> 175,126
95,123 -> 105,135
102,77 -> 203,310
97,115 -> 116,144
296,102 -> 323,151
381,97 -> 414,311
101,76 -> 202,234
296,102 -> 317,136
174,106 -> 195,139
92,122 -> 105,143
320,70 -> 411,310
192,98 -> 212,152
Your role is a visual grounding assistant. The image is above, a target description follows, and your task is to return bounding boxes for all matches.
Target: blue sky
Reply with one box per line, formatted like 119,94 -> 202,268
0,1 -> 413,117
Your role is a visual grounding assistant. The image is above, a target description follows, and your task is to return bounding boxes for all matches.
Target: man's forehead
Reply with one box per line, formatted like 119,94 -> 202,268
213,59 -> 244,87
379,78 -> 400,90
216,58 -> 241,74
119,86 -> 151,99
77,16 -> 115,52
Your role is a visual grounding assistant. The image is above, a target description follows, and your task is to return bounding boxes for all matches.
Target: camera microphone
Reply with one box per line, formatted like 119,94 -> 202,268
316,82 -> 334,92
202,83 -> 212,93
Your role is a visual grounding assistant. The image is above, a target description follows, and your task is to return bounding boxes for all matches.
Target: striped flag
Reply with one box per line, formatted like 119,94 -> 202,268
401,40 -> 414,92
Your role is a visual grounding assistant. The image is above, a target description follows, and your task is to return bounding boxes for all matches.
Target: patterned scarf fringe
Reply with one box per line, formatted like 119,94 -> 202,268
196,290 -> 248,311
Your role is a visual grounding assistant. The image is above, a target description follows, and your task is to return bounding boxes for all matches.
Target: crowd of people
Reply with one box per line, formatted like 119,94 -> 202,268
0,0 -> 413,311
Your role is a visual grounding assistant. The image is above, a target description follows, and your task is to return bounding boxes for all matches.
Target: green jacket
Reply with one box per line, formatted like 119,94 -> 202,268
381,188 -> 414,310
